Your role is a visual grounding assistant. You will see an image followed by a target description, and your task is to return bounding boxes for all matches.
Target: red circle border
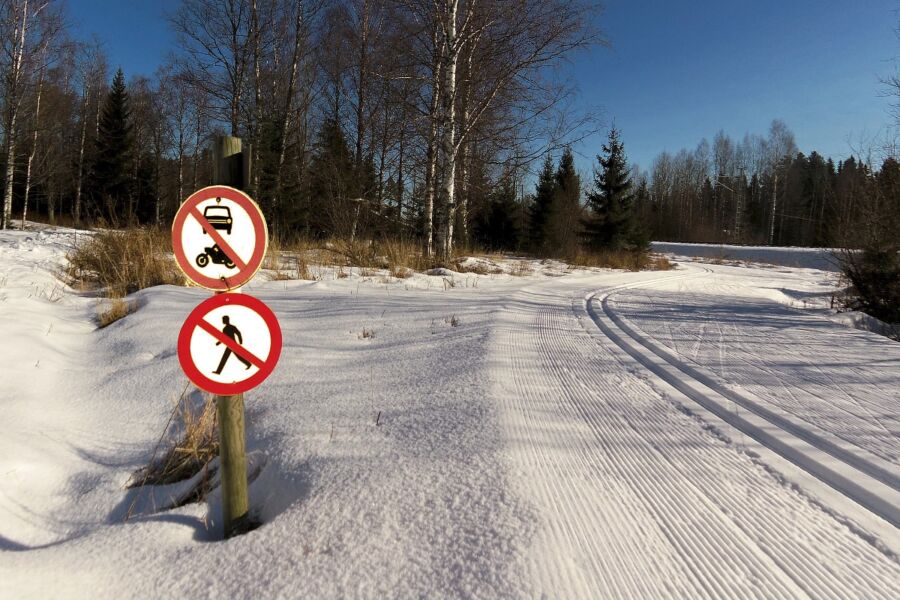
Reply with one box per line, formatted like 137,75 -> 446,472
177,293 -> 282,395
172,185 -> 268,291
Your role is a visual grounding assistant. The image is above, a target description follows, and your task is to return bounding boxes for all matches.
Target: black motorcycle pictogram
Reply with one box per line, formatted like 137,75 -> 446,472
196,244 -> 236,269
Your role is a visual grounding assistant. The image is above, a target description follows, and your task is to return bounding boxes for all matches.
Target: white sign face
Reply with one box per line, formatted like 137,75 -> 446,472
172,186 -> 268,291
189,303 -> 272,385
177,292 -> 283,396
179,197 -> 257,281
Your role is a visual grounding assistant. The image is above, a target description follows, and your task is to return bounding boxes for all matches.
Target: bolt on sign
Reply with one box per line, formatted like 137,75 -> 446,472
172,185 -> 282,393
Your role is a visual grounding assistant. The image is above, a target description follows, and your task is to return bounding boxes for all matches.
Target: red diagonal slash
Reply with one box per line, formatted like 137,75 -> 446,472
189,206 -> 249,271
195,318 -> 266,369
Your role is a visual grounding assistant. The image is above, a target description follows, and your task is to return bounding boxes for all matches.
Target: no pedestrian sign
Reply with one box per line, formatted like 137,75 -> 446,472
172,185 -> 268,291
178,293 -> 283,395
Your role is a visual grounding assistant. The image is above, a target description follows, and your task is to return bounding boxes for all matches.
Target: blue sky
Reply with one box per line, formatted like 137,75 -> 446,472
69,0 -> 899,172
575,0 -> 898,171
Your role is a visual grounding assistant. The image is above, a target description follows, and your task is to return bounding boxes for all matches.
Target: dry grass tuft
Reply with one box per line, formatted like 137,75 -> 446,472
358,327 -> 376,339
649,255 -> 676,271
566,249 -> 658,271
377,238 -> 432,272
128,392 -> 218,491
265,236 -> 458,279
295,255 -> 313,280
509,261 -> 534,277
454,259 -> 503,275
263,236 -> 284,271
98,298 -> 137,327
390,265 -> 413,279
66,227 -> 182,298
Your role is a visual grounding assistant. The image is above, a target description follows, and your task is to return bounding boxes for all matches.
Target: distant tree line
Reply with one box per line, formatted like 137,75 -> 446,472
0,1 -> 894,267
633,120 -> 898,250
0,0 -> 601,261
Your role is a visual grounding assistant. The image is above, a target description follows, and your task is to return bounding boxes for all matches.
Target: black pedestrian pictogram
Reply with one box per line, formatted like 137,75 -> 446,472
213,315 -> 252,374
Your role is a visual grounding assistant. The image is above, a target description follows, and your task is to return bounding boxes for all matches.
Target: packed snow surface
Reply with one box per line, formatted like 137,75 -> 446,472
1,228 -> 898,598
652,241 -> 842,271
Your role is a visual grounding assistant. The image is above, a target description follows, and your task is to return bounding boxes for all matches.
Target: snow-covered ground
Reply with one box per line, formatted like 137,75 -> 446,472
652,241 -> 842,272
1,229 -> 898,598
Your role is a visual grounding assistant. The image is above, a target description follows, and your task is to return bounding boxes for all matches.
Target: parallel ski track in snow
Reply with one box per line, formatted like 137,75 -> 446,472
496,275 -> 900,598
611,285 -> 900,466
585,267 -> 900,531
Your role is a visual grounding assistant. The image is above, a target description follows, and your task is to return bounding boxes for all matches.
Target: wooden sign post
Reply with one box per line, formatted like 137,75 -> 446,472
212,136 -> 250,538
172,135 -> 280,539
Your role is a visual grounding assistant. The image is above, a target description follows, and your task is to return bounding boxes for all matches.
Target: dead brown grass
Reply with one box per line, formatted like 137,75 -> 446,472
66,227 -> 182,298
378,238 -> 433,272
566,249 -> 662,271
390,265 -> 413,279
97,298 -> 137,327
454,260 -> 503,275
128,391 -> 218,491
509,261 -> 534,277
649,255 -> 676,271
273,236 -> 440,276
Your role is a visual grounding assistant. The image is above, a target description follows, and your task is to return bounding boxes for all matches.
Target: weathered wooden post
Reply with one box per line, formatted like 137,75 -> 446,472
212,135 -> 250,538
173,136 -> 278,542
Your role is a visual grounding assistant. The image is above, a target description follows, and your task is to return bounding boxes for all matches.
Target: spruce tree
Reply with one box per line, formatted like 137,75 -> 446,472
89,68 -> 133,224
585,128 -> 643,251
477,177 -> 522,251
529,153 -> 556,253
550,146 -> 582,256
306,118 -> 354,236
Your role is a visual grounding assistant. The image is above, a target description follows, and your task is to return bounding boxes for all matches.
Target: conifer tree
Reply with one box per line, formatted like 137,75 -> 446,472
89,68 -> 133,224
529,153 -> 556,252
585,128 -> 643,251
476,177 -> 522,251
549,146 -> 582,256
306,118 -> 354,236
305,118 -> 376,238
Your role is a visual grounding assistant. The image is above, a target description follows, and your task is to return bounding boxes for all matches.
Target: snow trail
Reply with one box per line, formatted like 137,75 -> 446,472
4,228 -> 899,597
492,272 -> 900,598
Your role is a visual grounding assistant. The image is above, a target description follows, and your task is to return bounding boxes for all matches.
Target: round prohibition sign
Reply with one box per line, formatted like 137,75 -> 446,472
178,293 -> 282,395
172,185 -> 268,291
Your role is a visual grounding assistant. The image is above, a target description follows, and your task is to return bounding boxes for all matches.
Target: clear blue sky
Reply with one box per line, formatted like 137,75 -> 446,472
69,0 -> 899,172
575,0 -> 899,171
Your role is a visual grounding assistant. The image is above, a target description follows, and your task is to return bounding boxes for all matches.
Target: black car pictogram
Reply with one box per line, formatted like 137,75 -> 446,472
202,204 -> 233,235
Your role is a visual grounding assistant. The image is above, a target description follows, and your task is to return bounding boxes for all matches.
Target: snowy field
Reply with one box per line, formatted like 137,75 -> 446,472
1,229 -> 898,598
652,241 -> 842,272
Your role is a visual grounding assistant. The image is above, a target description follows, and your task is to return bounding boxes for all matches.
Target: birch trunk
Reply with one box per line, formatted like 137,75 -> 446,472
424,21 -> 442,257
74,88 -> 89,225
440,0 -> 459,258
354,0 -> 370,171
177,128 -> 184,203
2,0 -> 28,230
274,2 -> 305,235
769,172 -> 778,245
458,28 -> 475,247
251,0 -> 261,197
21,60 -> 45,230
396,126 -> 404,234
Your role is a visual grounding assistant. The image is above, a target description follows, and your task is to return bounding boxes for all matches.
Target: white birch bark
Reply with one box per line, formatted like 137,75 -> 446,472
21,58 -> 45,230
2,0 -> 28,229
440,0 -> 459,258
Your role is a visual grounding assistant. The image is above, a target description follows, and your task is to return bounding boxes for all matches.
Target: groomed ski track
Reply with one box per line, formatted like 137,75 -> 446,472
492,265 -> 900,599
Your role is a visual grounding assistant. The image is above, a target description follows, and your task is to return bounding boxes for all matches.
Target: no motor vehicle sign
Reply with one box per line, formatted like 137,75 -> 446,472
172,185 -> 268,291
